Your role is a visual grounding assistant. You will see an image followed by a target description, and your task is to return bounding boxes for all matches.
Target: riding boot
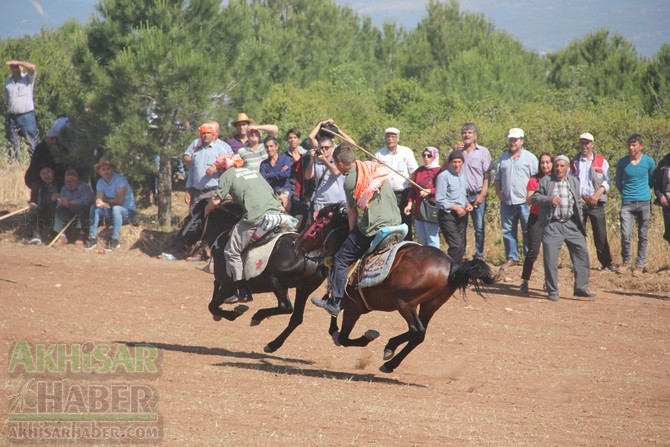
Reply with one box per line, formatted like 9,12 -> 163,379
311,295 -> 341,317
224,280 -> 253,304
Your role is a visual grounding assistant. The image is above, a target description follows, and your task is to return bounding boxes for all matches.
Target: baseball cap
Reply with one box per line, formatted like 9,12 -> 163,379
384,127 -> 400,136
507,128 -> 524,139
579,132 -> 594,141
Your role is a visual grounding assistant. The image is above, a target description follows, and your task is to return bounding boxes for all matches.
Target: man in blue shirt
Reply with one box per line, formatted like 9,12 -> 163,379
494,128 -> 538,269
614,134 -> 656,277
86,160 -> 137,251
435,151 -> 473,262
184,122 -> 232,211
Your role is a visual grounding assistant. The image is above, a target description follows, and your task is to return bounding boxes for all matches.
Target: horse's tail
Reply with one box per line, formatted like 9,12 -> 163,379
448,258 -> 495,296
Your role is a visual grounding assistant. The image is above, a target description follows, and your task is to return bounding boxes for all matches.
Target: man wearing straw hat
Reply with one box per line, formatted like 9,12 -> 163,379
226,112 -> 254,154
86,159 -> 136,251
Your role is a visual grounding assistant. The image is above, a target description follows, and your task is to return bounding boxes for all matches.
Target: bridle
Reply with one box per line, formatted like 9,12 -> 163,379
297,213 -> 346,263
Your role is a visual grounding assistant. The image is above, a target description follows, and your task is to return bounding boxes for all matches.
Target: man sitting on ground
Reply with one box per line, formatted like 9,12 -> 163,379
86,159 -> 137,251
26,164 -> 59,245
53,168 -> 94,245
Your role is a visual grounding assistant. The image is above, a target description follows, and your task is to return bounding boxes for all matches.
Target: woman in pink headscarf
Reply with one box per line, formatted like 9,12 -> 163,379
404,146 -> 441,248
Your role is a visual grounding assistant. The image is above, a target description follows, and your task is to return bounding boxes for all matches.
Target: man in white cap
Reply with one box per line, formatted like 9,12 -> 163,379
570,132 -> 618,272
375,127 -> 418,241
494,128 -> 538,269
531,155 -> 594,301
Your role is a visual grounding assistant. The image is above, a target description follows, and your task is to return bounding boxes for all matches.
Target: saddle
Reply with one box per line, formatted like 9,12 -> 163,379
348,224 -> 413,289
225,213 -> 299,280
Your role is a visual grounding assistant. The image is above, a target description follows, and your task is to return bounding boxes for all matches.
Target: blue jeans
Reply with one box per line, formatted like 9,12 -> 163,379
467,195 -> 486,259
331,228 -> 374,299
619,201 -> 651,267
500,202 -> 530,262
89,205 -> 136,241
414,219 -> 441,248
6,111 -> 38,159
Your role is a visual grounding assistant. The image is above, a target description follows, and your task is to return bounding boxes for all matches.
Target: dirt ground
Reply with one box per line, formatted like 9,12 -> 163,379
0,197 -> 669,446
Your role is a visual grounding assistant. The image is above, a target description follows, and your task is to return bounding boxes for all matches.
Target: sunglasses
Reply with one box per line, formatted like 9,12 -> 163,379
422,153 -> 432,158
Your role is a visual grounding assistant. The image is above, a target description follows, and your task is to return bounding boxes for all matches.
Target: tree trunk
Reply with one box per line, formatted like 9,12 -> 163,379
157,156 -> 172,228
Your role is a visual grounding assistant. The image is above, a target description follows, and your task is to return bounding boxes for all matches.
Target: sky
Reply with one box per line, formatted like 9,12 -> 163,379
2,0 -> 669,58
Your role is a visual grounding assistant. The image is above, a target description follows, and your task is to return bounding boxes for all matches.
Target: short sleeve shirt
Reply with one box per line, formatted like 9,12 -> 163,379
343,164 -> 401,236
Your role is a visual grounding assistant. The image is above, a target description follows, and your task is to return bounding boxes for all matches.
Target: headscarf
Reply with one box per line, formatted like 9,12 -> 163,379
193,121 -> 221,152
423,146 -> 440,169
214,154 -> 245,171
353,160 -> 389,210
198,121 -> 220,138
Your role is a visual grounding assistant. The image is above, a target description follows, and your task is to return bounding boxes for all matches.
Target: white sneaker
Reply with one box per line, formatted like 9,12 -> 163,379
28,236 -> 42,245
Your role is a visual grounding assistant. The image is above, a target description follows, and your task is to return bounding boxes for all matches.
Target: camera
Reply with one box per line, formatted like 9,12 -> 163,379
315,147 -> 324,156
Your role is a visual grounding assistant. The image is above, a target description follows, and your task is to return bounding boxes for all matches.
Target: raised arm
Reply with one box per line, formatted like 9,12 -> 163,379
7,60 -> 36,74
249,124 -> 279,137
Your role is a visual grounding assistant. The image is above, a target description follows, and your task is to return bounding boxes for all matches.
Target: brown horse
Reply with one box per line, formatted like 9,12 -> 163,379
295,209 -> 495,373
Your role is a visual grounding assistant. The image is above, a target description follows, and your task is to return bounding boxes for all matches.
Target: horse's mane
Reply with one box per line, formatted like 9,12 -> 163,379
212,200 -> 244,219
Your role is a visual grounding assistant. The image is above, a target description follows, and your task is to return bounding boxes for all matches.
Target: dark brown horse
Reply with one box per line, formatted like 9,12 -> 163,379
295,209 -> 495,373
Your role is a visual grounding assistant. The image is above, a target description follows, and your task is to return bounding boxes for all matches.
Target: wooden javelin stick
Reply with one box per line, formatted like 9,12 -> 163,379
0,206 -> 30,222
319,127 -> 427,191
48,215 -> 77,247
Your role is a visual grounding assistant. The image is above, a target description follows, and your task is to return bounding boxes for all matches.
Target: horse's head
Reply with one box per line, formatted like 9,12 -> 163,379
173,199 -> 209,252
173,199 -> 244,253
294,203 -> 348,255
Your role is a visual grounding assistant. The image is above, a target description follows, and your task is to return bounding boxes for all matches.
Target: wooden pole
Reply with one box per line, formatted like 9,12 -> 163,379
48,215 -> 77,247
319,127 -> 427,192
0,206 -> 30,222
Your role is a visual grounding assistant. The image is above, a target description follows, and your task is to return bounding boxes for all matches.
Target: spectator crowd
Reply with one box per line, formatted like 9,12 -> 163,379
5,59 -> 669,301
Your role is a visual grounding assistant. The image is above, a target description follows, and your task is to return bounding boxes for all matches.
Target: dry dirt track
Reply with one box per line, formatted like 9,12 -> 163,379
0,244 -> 668,446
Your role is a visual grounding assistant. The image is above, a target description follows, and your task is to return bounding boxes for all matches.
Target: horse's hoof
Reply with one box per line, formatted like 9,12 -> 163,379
379,364 -> 393,374
364,330 -> 380,341
331,331 -> 341,346
264,344 -> 277,353
233,305 -> 249,315
383,349 -> 394,361
212,314 -> 222,321
250,319 -> 260,327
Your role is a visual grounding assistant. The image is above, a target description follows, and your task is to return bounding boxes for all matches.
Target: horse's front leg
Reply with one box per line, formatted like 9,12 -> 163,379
334,302 -> 380,348
250,277 -> 293,326
209,280 -> 249,322
264,281 -> 316,352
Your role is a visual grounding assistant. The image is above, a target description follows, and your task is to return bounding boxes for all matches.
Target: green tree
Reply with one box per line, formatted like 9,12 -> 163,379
547,29 -> 643,105
641,43 -> 670,116
76,0 -> 235,226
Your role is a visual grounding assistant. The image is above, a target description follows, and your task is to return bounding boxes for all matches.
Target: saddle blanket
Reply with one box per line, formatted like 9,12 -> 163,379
357,241 -> 418,288
225,232 -> 288,280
